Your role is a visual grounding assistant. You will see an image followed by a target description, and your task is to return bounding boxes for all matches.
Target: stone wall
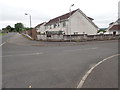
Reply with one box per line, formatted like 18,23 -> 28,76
23,30 -> 119,41
36,34 -> 119,41
23,29 -> 37,40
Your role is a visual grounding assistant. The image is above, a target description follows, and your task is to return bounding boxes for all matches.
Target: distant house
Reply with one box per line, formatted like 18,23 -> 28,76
44,9 -> 98,35
106,19 -> 120,35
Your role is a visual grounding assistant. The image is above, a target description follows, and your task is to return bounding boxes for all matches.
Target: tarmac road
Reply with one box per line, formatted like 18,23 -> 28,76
2,33 -> 118,88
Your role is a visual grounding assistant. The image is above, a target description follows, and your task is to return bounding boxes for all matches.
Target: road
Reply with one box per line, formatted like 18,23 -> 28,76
1,33 -> 16,43
0,33 -> 17,89
2,33 -> 118,88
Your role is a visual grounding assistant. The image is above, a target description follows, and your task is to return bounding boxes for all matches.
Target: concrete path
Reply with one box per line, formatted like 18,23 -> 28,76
81,54 -> 118,88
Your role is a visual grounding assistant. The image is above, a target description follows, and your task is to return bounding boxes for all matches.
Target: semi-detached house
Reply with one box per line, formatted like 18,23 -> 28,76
36,9 -> 98,37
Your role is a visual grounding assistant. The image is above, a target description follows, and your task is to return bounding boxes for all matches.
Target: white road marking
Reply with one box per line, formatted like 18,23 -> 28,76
1,52 -> 43,57
64,47 -> 97,52
0,42 -> 6,46
77,54 -> 120,88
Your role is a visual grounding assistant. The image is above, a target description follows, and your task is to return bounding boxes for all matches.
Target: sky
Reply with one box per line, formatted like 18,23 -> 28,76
0,0 -> 119,29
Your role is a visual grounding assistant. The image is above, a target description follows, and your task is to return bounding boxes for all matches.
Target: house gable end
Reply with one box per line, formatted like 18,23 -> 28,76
67,9 -> 98,35
76,9 -> 98,29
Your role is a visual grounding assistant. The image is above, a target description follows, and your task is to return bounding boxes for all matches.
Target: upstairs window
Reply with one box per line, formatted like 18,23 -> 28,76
63,22 -> 66,27
54,24 -> 57,28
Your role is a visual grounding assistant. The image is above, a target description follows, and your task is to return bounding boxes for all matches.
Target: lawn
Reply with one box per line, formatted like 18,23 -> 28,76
0,33 -> 6,36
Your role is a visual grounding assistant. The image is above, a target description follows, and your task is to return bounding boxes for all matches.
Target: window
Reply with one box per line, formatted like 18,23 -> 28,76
63,22 -> 66,27
54,24 -> 57,28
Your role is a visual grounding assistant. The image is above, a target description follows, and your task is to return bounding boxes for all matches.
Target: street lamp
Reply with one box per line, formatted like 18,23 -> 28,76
69,4 -> 74,42
25,13 -> 31,29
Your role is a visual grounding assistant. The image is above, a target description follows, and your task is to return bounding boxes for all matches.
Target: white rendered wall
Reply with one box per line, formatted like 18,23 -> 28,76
69,11 -> 98,35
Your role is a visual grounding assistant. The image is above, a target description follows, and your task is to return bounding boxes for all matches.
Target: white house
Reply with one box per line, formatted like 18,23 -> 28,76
44,9 -> 98,35
35,22 -> 46,34
106,19 -> 120,35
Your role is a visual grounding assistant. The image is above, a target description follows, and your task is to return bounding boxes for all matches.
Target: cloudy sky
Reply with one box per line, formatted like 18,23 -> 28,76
0,0 -> 119,29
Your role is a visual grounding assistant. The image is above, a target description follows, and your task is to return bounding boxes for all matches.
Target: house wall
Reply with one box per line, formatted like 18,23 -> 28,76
69,11 -> 98,35
36,10 -> 98,37
36,23 -> 46,34
45,21 -> 68,34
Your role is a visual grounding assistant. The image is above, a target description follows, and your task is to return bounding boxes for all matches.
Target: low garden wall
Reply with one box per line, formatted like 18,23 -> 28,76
23,30 -> 119,41
36,34 -> 120,41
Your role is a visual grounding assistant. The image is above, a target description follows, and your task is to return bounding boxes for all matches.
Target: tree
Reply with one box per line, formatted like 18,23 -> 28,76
11,27 -> 15,32
97,28 -> 107,33
2,25 -> 14,33
14,23 -> 24,32
2,28 -> 8,33
6,25 -> 15,32
6,25 -> 12,31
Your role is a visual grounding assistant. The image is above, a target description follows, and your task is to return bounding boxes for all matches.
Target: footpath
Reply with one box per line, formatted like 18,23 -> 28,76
81,55 -> 118,88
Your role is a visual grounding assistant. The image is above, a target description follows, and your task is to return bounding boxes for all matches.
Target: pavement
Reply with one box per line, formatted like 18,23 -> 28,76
2,33 -> 119,88
80,54 -> 118,88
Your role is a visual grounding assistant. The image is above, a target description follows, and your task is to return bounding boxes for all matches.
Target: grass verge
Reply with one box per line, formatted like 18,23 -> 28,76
0,33 -> 6,36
